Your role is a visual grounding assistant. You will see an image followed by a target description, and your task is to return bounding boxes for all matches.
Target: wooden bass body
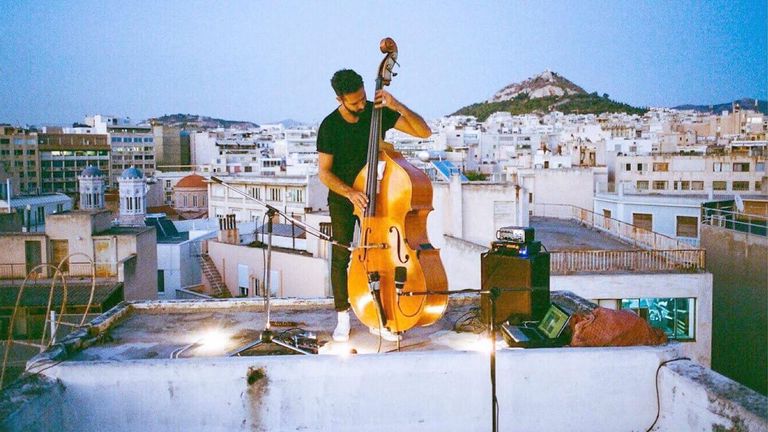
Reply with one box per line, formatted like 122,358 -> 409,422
348,144 -> 448,333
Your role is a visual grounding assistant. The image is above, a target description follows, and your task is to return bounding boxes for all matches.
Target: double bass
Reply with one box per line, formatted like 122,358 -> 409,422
347,38 -> 448,335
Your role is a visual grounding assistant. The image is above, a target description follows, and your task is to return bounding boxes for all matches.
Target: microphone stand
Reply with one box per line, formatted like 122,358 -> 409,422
399,287 -> 529,432
208,175 -> 343,356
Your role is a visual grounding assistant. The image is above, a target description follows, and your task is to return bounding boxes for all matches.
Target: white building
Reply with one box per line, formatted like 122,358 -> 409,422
207,174 -> 327,223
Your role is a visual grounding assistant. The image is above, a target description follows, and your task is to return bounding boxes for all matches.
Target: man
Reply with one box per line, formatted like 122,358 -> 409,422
317,69 -> 431,342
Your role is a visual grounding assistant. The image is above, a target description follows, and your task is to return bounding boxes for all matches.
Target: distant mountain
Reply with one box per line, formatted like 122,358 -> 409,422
673,98 -> 767,115
272,119 -> 305,128
151,113 -> 259,130
453,70 -> 647,121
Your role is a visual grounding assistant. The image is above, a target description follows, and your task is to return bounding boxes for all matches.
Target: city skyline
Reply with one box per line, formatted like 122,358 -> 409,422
0,0 -> 766,126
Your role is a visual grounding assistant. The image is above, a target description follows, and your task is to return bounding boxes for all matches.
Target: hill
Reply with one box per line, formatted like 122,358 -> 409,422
152,113 -> 259,130
453,70 -> 647,121
673,98 -> 767,115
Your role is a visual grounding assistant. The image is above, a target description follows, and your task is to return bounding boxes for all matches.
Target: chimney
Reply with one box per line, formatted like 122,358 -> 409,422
217,214 -> 239,244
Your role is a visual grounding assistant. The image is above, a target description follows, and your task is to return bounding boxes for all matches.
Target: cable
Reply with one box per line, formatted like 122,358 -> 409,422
645,357 -> 690,432
453,307 -> 487,333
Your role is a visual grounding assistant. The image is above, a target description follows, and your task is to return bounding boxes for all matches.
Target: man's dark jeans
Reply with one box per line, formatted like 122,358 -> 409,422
328,199 -> 356,312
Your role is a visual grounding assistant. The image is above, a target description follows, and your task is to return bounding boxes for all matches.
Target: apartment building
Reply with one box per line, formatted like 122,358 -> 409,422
207,174 -> 326,223
152,123 -> 189,169
108,124 -> 155,187
614,153 -> 766,195
0,126 -> 40,195
38,133 -> 110,196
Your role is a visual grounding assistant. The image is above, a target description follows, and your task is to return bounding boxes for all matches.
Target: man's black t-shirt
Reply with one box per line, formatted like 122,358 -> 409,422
317,101 -> 400,204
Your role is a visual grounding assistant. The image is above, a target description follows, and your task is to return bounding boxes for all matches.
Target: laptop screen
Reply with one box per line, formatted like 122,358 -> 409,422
537,305 -> 570,338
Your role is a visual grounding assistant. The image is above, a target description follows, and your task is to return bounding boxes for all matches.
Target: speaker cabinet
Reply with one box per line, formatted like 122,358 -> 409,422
480,250 -> 550,324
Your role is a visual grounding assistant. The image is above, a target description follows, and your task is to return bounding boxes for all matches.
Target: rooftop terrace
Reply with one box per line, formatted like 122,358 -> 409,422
1,293 -> 765,431
530,217 -> 634,251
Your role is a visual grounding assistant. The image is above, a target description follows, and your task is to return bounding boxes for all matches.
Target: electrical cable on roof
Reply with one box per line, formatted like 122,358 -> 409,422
645,357 -> 691,432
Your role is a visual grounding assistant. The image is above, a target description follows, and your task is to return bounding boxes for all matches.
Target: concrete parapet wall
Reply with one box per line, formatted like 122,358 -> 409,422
654,360 -> 768,432
553,272 -> 712,366
10,346 -> 693,432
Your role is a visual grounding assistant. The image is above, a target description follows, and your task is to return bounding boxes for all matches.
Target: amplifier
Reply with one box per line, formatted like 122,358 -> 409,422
480,250 -> 550,325
496,226 -> 535,243
490,240 -> 541,257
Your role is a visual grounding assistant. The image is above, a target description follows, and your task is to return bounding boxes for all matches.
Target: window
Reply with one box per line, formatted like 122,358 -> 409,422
625,163 -> 631,171
756,181 -> 763,191
636,163 -> 644,171
287,188 -> 304,203
157,270 -> 165,293
633,213 -> 653,231
636,180 -> 649,191
249,187 -> 260,200
111,137 -> 122,143
621,297 -> 695,340
674,181 -> 690,191
732,181 -> 749,191
165,180 -> 171,188
652,181 -> 667,190
652,162 -> 669,172
269,187 -> 281,201
713,162 -> 731,172
712,181 -> 727,191
676,216 -> 698,238
756,162 -> 765,172
691,181 -> 704,191
732,163 -> 750,172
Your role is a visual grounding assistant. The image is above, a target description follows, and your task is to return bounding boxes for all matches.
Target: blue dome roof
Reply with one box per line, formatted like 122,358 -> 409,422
121,166 -> 144,179
80,165 -> 103,177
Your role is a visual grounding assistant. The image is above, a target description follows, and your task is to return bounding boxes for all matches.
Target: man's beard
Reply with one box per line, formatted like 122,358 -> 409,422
344,103 -> 365,118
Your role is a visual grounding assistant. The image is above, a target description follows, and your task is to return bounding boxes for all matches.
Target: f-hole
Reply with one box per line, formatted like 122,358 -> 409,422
389,226 -> 410,264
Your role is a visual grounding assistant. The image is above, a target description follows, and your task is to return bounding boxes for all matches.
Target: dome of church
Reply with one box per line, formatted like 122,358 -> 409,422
121,166 -> 144,179
80,165 -> 103,177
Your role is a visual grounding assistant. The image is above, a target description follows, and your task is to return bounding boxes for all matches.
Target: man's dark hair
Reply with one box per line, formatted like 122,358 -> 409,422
331,69 -> 363,96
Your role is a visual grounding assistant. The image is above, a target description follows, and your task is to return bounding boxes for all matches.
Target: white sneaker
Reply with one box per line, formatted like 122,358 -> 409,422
369,326 -> 402,342
333,311 -> 350,342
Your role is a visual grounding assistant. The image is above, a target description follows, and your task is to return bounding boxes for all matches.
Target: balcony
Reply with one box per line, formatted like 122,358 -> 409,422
0,261 -> 119,282
533,204 -> 705,273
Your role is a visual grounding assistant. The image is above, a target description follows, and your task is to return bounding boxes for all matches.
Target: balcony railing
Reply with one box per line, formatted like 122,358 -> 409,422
701,201 -> 767,237
549,249 -> 704,274
0,262 -> 118,284
533,203 -> 706,272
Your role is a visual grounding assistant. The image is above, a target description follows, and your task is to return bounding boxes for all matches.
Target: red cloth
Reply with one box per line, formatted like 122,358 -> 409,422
569,307 -> 668,347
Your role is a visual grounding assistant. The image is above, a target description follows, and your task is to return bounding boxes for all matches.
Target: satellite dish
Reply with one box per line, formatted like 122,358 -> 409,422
734,194 -> 744,213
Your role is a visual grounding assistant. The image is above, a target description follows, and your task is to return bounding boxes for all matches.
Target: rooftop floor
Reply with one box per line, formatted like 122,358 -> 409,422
530,216 -> 635,251
67,292 -> 591,361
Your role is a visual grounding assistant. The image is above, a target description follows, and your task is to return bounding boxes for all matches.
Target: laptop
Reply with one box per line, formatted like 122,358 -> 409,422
501,303 -> 571,348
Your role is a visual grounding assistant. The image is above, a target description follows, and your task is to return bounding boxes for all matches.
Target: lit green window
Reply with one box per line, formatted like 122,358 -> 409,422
621,297 -> 695,340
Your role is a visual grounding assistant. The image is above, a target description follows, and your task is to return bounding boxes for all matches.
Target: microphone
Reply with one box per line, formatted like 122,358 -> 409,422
394,266 -> 407,294
367,272 -> 387,329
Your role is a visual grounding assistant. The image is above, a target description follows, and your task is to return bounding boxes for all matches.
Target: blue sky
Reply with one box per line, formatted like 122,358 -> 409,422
0,0 -> 766,126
